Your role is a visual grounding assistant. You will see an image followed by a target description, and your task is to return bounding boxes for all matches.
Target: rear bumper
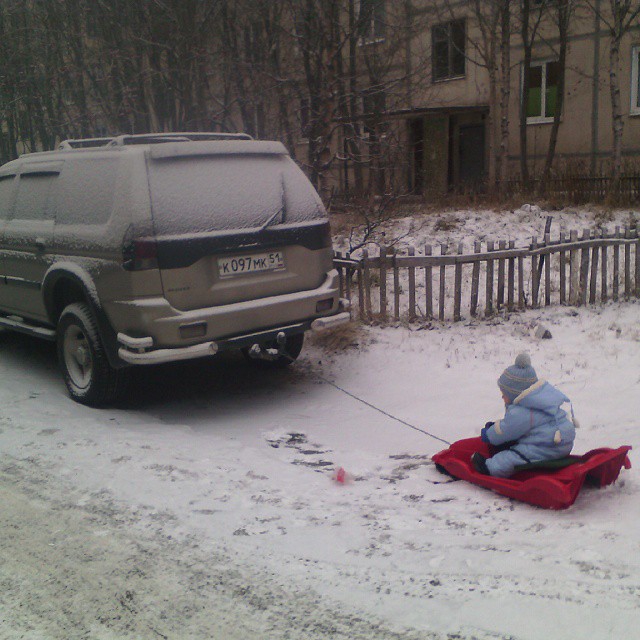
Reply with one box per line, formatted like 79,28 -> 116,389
118,313 -> 351,365
113,271 -> 350,365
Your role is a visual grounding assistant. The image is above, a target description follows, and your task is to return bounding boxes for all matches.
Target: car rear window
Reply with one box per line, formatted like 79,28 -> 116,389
147,155 -> 325,236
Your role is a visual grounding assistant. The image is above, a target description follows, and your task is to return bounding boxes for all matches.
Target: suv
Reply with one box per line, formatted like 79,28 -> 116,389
0,133 -> 349,405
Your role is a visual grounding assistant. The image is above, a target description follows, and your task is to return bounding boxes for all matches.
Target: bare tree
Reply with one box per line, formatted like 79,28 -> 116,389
517,0 -> 546,188
469,0 -> 513,192
539,0 -> 578,188
497,0 -> 512,187
585,0 -> 640,189
0,0 -> 425,205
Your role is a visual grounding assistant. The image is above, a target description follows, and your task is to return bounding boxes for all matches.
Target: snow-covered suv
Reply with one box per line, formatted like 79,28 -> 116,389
0,133 -> 348,405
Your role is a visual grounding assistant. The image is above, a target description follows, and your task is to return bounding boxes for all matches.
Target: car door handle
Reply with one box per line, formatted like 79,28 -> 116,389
34,237 -> 46,251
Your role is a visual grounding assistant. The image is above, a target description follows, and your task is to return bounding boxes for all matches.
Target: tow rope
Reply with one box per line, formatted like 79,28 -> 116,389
277,342 -> 452,447
315,373 -> 451,447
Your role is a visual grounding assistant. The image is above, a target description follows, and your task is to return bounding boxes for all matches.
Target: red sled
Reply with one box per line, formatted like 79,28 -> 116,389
432,437 -> 632,510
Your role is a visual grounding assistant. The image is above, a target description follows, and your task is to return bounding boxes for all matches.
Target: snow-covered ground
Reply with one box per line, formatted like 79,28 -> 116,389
1,206 -> 639,640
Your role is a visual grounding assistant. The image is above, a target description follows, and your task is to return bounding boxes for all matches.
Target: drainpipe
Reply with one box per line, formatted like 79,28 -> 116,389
591,0 -> 601,175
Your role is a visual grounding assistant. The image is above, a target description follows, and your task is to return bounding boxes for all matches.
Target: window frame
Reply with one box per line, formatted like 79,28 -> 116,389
12,170 -> 60,222
357,0 -> 386,45
631,45 -> 640,116
523,58 -> 560,125
0,173 -> 17,222
431,19 -> 466,83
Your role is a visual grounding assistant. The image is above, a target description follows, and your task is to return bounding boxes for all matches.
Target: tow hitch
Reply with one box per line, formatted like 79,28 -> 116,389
246,331 -> 292,362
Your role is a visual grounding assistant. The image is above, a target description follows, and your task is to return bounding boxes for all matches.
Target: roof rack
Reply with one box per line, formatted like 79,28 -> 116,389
58,132 -> 253,150
58,137 -> 114,150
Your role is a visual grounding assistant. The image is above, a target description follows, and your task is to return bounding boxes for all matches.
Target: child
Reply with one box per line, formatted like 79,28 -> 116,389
472,353 -> 576,478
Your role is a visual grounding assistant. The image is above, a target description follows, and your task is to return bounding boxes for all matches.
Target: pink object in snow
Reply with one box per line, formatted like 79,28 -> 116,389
333,467 -> 347,484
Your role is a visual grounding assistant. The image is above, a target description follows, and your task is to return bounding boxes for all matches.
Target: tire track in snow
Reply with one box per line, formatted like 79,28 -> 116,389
0,455 -> 450,640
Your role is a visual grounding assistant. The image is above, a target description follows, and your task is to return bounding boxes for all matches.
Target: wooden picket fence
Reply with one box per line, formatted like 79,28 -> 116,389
334,225 -> 640,323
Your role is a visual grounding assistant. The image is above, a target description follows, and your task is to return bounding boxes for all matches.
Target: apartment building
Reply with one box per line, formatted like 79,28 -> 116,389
328,1 -> 640,196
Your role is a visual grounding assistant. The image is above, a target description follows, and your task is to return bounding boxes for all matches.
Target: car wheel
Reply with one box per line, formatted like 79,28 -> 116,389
242,332 -> 304,369
57,302 -> 129,406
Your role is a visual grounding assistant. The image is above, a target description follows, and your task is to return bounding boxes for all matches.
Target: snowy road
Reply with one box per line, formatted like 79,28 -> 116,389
1,460 -> 427,640
1,298 -> 639,639
0,334 -> 431,640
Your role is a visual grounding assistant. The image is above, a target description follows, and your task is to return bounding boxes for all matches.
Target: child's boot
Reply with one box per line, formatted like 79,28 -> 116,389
471,453 -> 490,475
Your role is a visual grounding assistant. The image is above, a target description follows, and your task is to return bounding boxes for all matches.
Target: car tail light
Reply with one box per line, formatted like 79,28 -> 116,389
123,238 -> 159,271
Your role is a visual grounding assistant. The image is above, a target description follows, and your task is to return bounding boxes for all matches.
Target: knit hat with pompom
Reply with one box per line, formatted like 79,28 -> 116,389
498,353 -> 538,403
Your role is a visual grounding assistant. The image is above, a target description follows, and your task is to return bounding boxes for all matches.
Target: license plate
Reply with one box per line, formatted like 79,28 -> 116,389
218,251 -> 285,278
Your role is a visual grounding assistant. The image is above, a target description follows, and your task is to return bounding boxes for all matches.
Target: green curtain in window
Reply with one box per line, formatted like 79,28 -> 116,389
526,66 -> 542,118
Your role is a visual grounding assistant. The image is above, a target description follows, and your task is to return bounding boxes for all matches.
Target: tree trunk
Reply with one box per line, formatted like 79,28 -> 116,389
499,0 -> 512,191
609,33 -> 624,189
519,0 -> 532,187
347,0 -> 364,195
540,2 -> 571,189
486,54 -> 498,192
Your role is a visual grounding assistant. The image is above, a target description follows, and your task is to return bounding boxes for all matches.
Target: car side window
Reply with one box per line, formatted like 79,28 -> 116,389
0,174 -> 17,221
55,158 -> 118,225
13,172 -> 58,221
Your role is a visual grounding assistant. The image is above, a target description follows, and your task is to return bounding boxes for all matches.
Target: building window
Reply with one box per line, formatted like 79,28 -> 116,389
631,45 -> 640,116
362,85 -> 386,117
358,0 -> 386,43
525,60 -> 560,123
361,86 -> 386,138
432,19 -> 466,82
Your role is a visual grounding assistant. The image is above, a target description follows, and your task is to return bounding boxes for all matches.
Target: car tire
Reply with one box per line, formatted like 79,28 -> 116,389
242,332 -> 304,369
57,302 -> 129,406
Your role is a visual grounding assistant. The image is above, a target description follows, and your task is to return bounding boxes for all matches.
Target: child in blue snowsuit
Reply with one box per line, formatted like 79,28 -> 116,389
472,353 -> 576,478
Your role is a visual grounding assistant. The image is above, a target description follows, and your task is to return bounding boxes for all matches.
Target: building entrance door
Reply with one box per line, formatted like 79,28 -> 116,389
457,124 -> 485,191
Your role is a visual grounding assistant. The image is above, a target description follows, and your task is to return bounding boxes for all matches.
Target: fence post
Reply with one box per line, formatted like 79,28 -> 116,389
393,248 -> 400,321
497,240 -> 506,309
408,246 -> 416,322
579,228 -> 591,306
589,233 -> 600,304
625,226 -> 631,299
380,245 -> 388,319
507,240 -> 516,311
600,233 -> 608,303
454,242 -> 463,322
425,244 -> 433,319
362,249 -> 372,322
470,241 -> 481,317
356,261 -> 365,322
531,236 -> 540,308
344,253 -> 354,308
439,243 -> 447,321
544,232 -> 552,306
613,227 -> 620,302
485,240 -> 495,316
518,252 -> 525,309
559,231 -> 567,304
635,228 -> 640,298
569,229 -> 579,305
